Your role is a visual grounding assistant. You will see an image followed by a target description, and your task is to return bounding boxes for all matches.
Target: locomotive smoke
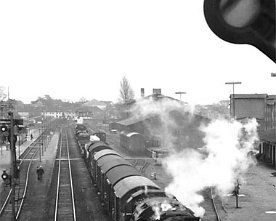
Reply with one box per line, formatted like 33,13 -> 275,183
164,118 -> 259,217
131,98 -> 259,217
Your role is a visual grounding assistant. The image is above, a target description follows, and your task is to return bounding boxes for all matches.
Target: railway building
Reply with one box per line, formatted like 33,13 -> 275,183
111,89 -> 209,155
230,94 -> 276,168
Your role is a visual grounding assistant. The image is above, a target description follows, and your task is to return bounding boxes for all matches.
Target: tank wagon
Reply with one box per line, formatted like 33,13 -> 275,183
84,141 -> 200,221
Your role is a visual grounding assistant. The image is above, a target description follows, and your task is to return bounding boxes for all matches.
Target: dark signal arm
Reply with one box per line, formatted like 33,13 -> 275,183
203,0 -> 275,63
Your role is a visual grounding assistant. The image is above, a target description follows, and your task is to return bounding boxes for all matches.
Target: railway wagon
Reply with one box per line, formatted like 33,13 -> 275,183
75,123 -> 87,134
120,131 -> 145,153
86,141 -> 199,221
76,131 -> 90,150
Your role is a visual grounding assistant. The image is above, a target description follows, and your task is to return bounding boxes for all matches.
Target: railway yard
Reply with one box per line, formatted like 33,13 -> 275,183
0,119 -> 275,221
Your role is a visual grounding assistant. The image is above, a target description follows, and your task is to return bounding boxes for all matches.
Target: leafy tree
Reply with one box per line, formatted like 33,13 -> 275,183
0,86 -> 7,101
79,97 -> 88,104
119,76 -> 135,103
195,100 -> 230,119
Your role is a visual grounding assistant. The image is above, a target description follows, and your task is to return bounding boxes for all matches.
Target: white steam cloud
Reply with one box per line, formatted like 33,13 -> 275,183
131,98 -> 259,217
164,118 -> 259,217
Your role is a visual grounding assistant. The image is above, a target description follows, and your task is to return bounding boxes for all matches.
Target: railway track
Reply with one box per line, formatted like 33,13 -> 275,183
48,125 -> 111,221
201,187 -> 227,221
54,129 -> 76,221
0,131 -> 46,220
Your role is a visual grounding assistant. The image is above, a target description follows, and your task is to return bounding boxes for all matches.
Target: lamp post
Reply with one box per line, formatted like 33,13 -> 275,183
225,82 -> 242,119
175,91 -> 186,100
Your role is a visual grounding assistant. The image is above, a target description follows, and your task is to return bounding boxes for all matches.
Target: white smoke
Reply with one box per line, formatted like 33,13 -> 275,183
130,98 -> 189,151
164,118 -> 259,217
131,98 -> 259,217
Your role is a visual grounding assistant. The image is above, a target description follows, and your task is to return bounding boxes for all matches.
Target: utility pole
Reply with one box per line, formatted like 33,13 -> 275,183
225,82 -> 242,119
9,112 -> 16,221
175,91 -> 186,100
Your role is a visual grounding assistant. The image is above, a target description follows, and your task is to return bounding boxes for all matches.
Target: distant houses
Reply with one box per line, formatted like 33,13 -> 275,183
14,98 -> 111,121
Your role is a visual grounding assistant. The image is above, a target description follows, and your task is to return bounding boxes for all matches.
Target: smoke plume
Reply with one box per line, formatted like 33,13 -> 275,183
131,98 -> 259,217
164,118 -> 259,216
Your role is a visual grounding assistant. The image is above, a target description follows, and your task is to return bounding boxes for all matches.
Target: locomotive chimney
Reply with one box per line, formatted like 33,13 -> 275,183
141,88 -> 145,97
153,88 -> 161,95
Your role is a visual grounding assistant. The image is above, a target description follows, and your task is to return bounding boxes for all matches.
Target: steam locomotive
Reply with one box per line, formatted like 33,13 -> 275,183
78,130 -> 200,221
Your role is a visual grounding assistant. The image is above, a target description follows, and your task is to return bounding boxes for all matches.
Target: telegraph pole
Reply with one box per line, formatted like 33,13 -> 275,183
225,82 -> 242,119
175,91 -> 186,100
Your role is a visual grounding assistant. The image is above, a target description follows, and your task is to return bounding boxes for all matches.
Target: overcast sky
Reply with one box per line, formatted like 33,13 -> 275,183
0,0 -> 275,105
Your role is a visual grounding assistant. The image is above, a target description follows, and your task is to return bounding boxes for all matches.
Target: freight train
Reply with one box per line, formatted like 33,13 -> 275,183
74,124 -> 200,221
75,123 -> 106,152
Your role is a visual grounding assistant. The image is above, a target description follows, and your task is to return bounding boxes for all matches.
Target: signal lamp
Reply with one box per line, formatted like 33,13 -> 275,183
203,0 -> 275,63
1,170 -> 9,181
0,124 -> 8,132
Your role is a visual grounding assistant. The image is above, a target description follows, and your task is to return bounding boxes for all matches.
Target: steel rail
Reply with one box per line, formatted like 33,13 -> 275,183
54,132 -> 62,221
0,133 -> 43,218
0,190 -> 12,215
54,129 -> 77,221
15,146 -> 40,219
210,187 -> 221,221
65,132 -> 77,221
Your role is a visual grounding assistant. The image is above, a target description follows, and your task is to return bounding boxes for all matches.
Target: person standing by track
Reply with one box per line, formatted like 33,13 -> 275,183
36,165 -> 44,181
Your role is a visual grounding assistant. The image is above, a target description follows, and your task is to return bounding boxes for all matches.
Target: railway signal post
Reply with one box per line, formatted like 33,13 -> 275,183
1,112 -> 23,221
9,111 -> 17,221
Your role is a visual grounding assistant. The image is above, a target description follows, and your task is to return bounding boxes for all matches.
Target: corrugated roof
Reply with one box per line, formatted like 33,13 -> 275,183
100,157 -> 132,174
87,141 -> 111,153
94,149 -> 121,161
97,155 -> 126,167
114,176 -> 160,198
106,165 -> 141,186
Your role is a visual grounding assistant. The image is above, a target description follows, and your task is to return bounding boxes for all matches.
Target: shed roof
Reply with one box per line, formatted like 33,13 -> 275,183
114,176 -> 160,198
230,94 -> 267,99
106,165 -> 141,186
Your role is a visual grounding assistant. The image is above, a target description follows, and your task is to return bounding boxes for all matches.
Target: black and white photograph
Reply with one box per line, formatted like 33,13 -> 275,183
0,1 -> 275,220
